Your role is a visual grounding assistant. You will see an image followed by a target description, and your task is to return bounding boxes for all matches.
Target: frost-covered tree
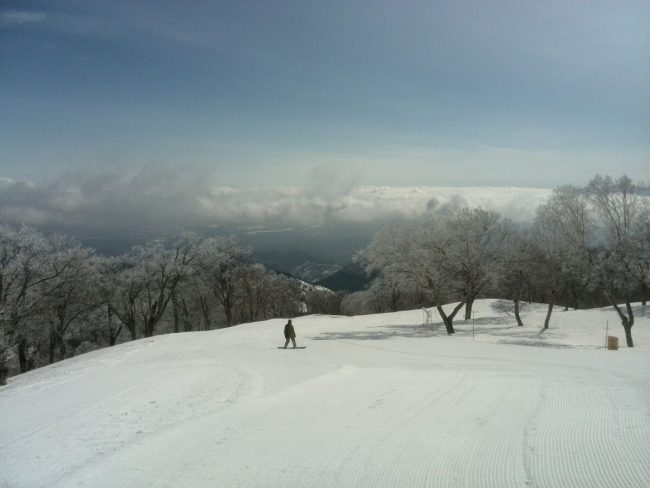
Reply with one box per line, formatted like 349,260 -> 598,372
93,256 -> 124,346
533,185 -> 593,329
196,237 -> 251,326
38,239 -> 100,363
134,236 -> 197,337
235,263 -> 268,323
636,204 -> 650,305
170,287 -> 192,333
187,275 -> 214,331
339,291 -> 368,316
367,277 -> 403,313
262,272 -> 303,318
444,208 -> 508,319
304,287 -> 342,315
497,226 -> 536,327
109,258 -> 143,342
594,248 -> 637,346
363,209 -> 507,334
364,276 -> 407,313
587,175 -> 644,347
363,222 -> 463,334
0,226 -> 68,382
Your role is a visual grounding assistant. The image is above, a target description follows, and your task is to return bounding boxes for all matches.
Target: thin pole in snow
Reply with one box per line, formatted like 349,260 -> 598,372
605,320 -> 609,349
472,311 -> 475,340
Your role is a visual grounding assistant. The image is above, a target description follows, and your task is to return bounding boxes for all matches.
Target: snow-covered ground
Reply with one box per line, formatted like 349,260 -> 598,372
1,299 -> 649,488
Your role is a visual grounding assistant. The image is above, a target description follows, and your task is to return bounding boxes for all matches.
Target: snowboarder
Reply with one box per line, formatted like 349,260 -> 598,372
283,319 -> 297,348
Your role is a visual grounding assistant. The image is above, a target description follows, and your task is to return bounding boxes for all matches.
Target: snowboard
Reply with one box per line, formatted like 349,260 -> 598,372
277,346 -> 307,349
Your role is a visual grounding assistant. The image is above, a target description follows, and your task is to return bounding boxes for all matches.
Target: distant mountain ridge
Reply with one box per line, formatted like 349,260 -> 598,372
316,263 -> 371,292
291,261 -> 342,283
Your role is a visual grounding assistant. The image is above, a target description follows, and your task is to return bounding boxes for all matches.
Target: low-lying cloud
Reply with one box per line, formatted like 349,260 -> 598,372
0,169 -> 551,235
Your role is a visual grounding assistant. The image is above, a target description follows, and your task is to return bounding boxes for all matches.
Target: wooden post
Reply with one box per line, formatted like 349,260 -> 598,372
607,335 -> 618,351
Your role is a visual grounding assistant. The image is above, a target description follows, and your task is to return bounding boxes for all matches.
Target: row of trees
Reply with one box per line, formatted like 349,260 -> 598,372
358,175 -> 649,346
0,232 -> 340,384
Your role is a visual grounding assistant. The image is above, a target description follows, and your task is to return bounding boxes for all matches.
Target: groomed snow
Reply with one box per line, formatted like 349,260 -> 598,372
1,300 -> 649,488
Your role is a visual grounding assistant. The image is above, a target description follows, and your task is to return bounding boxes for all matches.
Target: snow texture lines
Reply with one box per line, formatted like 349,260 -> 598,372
525,377 -> 650,487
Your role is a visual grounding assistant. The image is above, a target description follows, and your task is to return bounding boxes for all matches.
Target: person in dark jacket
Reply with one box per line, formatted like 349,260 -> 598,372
283,319 -> 296,348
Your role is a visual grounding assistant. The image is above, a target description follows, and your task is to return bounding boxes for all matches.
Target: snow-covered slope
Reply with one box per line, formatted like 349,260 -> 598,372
1,300 -> 649,488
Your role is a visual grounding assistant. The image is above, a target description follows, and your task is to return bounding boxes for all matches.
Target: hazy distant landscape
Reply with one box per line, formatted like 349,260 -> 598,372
0,176 -> 552,287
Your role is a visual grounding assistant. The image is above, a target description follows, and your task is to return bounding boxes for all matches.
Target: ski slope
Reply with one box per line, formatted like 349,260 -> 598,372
1,300 -> 649,488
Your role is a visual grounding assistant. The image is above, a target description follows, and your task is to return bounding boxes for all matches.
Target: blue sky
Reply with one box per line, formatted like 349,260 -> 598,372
1,0 -> 649,188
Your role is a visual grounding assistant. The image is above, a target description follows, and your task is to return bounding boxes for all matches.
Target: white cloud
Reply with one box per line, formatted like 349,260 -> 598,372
0,10 -> 46,26
0,170 -> 551,234
0,176 -> 16,189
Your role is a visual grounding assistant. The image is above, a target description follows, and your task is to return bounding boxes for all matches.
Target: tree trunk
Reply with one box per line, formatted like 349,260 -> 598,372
623,322 -> 634,347
605,292 -> 634,348
621,299 -> 635,347
18,336 -> 28,374
543,303 -> 553,330
204,309 -> 211,331
26,344 -> 39,371
514,298 -> 523,327
182,298 -> 192,332
625,299 -> 635,328
49,328 -> 56,364
201,299 -> 211,331
390,286 -> 399,312
436,302 -> 465,335
58,336 -> 66,362
247,293 -> 255,323
0,361 -> 8,386
225,307 -> 233,327
464,298 -> 474,320
171,292 -> 180,333
436,305 -> 455,335
196,295 -> 209,330
107,306 -> 121,346
571,288 -> 580,310
144,318 -> 155,338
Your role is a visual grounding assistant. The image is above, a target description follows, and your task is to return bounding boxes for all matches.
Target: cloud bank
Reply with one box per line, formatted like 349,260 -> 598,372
0,170 -> 551,235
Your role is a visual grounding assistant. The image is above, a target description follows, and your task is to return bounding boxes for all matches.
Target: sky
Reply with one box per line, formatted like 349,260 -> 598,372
0,0 -> 649,230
